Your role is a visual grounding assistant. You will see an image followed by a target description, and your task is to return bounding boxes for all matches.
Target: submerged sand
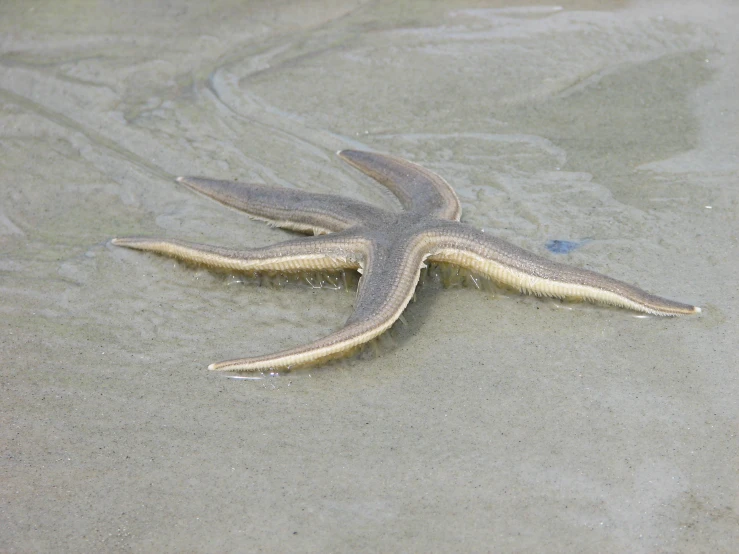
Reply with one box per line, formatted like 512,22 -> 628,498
1,0 -> 737,551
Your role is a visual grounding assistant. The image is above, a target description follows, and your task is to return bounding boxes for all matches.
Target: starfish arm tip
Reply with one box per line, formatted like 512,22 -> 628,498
176,176 -> 185,183
693,306 -> 702,313
208,360 -> 246,372
111,237 -> 136,247
110,237 -> 145,248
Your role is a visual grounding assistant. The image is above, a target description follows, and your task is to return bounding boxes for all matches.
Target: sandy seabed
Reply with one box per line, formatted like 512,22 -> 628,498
1,1 -> 737,552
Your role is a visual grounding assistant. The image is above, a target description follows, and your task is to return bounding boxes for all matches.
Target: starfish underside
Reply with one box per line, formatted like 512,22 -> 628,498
113,150 -> 699,371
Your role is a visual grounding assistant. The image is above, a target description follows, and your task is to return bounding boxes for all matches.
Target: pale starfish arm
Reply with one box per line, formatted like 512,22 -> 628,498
177,176 -> 388,235
111,233 -> 364,273
427,224 -> 700,316
338,150 -> 461,221
209,237 -> 429,371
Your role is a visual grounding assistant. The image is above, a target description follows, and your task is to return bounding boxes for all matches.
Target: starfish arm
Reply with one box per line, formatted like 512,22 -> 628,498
426,224 -> 700,316
177,176 -> 388,235
338,150 -> 462,221
209,237 -> 429,371
111,232 -> 365,273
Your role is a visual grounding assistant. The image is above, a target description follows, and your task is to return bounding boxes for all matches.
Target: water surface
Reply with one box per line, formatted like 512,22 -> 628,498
2,1 -> 737,551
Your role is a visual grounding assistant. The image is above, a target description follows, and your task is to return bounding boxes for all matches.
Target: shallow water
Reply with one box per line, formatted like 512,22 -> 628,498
2,0 -> 737,551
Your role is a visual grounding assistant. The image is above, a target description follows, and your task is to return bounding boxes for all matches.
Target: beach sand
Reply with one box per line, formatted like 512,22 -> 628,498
1,1 -> 737,551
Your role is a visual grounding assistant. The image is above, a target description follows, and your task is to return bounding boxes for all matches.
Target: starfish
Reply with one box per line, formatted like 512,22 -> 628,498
112,150 -> 699,372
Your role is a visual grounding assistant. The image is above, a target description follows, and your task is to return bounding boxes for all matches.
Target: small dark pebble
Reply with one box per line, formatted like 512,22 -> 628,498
545,239 -> 588,254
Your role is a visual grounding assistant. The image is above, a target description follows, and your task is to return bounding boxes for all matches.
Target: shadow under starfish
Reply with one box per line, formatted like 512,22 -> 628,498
112,150 -> 700,372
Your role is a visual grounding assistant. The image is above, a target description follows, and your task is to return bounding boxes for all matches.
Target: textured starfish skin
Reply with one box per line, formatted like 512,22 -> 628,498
112,150 -> 699,371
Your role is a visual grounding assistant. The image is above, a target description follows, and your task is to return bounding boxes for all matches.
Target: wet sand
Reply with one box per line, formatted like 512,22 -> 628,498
1,1 -> 737,551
